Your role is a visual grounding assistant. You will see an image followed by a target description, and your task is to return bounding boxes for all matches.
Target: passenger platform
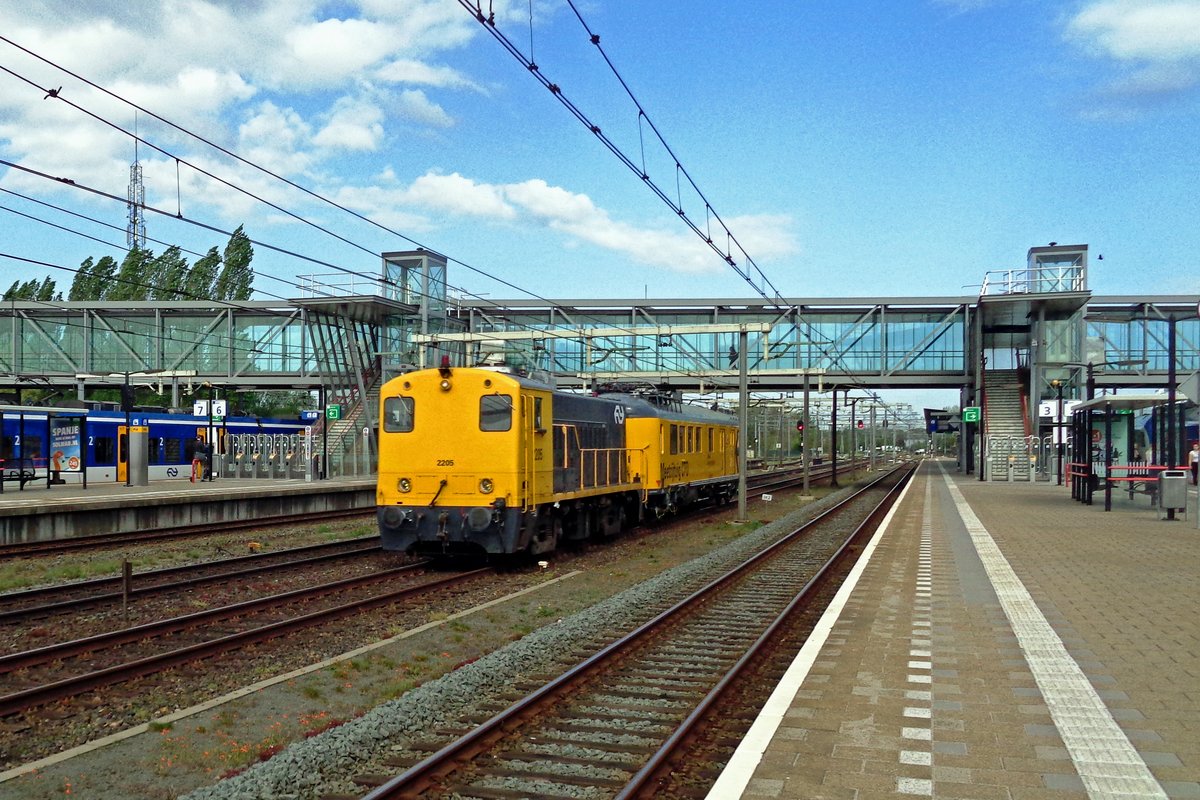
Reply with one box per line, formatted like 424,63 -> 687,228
0,476 -> 376,544
711,460 -> 1199,799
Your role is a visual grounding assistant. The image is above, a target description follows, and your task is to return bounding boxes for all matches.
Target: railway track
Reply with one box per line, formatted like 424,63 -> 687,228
0,564 -> 488,719
0,506 -> 374,558
0,536 -> 384,625
342,464 -> 914,800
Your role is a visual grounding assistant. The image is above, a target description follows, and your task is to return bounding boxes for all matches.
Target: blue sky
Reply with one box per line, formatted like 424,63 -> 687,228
1,0 -> 1199,308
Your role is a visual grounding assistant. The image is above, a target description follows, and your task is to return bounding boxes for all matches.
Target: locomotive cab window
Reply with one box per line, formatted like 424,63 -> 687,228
384,396 -> 415,432
480,394 -> 513,432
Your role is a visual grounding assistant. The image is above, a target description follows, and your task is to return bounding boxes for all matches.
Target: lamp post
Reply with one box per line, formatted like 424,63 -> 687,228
830,388 -> 838,487
1051,379 -> 1064,485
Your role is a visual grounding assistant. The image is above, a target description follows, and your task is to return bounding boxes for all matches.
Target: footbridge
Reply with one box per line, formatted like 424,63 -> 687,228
2,244 -> 1196,477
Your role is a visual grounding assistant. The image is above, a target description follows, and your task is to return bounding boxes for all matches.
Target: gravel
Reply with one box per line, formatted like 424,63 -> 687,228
179,488 -> 849,800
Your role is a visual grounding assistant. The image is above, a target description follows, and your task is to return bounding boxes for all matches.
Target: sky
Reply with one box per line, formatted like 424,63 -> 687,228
1,1 -> 1199,412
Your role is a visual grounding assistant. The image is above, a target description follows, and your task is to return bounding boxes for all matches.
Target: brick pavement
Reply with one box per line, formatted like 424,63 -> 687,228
710,461 -> 1200,799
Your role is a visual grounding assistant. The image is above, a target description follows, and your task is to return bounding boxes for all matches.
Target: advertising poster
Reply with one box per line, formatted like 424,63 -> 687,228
50,417 -> 83,473
1090,419 -> 1129,479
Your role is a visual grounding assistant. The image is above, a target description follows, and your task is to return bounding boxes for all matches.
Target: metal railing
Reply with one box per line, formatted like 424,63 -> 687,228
980,264 -> 1085,296
985,435 -> 1042,481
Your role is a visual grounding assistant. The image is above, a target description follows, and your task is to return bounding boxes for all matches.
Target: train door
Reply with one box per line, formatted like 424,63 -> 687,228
117,425 -> 129,483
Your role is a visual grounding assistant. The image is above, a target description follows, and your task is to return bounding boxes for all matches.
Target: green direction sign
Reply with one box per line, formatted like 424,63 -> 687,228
325,404 -> 342,420
962,406 -> 981,423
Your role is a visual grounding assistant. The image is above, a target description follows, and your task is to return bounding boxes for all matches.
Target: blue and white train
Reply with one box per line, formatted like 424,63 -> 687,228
0,406 -> 308,484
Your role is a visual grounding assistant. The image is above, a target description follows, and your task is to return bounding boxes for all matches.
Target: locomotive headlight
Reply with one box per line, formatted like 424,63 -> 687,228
398,477 -> 412,493
479,478 -> 494,494
439,378 -> 451,392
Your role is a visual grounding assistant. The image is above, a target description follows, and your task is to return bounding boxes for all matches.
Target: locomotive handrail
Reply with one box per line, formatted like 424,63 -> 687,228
522,394 -> 536,512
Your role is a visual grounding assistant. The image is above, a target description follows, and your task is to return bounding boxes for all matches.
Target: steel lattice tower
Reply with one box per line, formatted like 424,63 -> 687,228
126,142 -> 146,249
125,123 -> 145,250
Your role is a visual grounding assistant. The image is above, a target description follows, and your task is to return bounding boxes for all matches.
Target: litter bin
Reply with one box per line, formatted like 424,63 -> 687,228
1158,470 -> 1189,517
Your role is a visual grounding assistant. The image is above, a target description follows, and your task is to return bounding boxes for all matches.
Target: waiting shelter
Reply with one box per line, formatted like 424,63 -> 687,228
0,405 -> 90,493
1066,391 -> 1190,512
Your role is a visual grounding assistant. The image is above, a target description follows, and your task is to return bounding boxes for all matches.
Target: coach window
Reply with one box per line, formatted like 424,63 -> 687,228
480,394 -> 513,432
93,435 -> 115,464
670,423 -> 678,455
383,396 -> 415,432
534,397 -> 544,431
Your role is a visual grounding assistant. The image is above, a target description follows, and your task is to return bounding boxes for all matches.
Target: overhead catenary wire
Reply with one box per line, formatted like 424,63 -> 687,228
0,33 -> 857,397
457,1 -> 875,397
460,0 -> 782,304
0,45 -> 721,377
0,36 -> 616,323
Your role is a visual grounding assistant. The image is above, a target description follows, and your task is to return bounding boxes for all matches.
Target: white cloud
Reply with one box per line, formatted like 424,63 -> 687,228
1068,1 -> 1200,62
395,89 -> 454,128
314,98 -> 386,151
1065,1 -> 1200,109
404,172 -> 517,219
281,18 -> 399,89
238,101 -> 314,176
375,59 -> 478,90
355,172 -> 798,274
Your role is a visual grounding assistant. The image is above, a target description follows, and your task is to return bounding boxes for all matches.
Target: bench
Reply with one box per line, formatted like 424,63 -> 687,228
0,458 -> 39,489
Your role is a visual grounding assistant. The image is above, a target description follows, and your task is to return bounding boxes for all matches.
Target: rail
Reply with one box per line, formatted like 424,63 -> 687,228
360,465 -> 915,799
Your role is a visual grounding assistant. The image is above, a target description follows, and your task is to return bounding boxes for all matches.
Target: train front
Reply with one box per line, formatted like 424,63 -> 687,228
376,364 -> 529,556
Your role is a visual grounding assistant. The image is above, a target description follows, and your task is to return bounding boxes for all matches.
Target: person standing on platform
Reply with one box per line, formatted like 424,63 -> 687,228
1190,441 -> 1199,485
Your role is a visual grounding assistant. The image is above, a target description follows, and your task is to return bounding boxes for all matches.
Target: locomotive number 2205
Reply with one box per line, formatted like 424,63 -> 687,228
437,459 -> 455,466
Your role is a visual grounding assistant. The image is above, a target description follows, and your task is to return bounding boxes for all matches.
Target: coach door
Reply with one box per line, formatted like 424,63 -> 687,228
116,425 -> 129,483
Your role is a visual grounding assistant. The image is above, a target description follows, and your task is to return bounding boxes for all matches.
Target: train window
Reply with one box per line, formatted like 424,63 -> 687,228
480,394 -> 512,432
0,435 -> 12,460
93,436 -> 115,464
687,427 -> 694,453
164,438 -> 183,464
383,396 -> 415,432
708,428 -> 714,452
22,434 -> 43,458
534,397 -> 544,431
670,424 -> 679,455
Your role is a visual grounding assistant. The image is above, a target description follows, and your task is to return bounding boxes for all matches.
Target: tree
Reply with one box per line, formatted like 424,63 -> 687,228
69,257 -> 95,300
1,279 -> 52,300
186,247 -> 221,298
214,225 -> 254,300
35,276 -> 59,301
91,256 -> 117,300
149,246 -> 190,300
107,247 -> 155,301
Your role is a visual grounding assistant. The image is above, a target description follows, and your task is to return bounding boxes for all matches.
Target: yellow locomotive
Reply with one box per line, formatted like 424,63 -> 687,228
376,362 -> 739,557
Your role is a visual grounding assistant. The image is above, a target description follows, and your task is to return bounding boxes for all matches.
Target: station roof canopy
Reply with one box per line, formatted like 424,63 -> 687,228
0,404 -> 87,416
1071,391 -> 1170,413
